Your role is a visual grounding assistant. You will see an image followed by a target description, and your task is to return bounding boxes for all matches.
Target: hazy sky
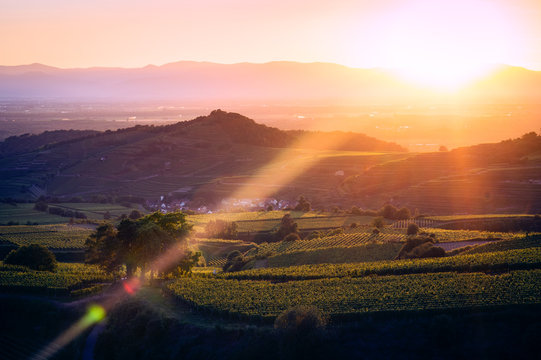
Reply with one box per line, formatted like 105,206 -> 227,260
2,0 -> 540,70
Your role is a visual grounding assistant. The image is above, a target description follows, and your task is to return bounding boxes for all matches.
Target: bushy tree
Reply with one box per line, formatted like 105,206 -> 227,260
276,214 -> 298,240
407,223 -> 420,235
129,210 -> 143,220
4,244 -> 57,271
350,206 -> 362,215
294,196 -> 311,212
372,217 -> 385,229
379,204 -> 398,219
395,207 -> 411,220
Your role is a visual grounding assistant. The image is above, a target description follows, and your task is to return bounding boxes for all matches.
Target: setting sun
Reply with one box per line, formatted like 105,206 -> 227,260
361,0 -> 523,90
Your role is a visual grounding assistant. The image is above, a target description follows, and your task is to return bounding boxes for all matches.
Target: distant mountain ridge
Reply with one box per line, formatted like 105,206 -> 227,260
0,61 -> 539,102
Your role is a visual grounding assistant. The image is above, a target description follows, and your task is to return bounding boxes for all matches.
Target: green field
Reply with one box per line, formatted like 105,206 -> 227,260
167,269 -> 541,321
0,224 -> 93,249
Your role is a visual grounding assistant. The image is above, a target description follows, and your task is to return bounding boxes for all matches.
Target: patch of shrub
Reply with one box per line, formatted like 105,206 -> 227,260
274,306 -> 328,334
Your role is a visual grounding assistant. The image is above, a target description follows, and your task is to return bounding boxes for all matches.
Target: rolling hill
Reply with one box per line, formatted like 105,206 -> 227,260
0,110 -> 405,203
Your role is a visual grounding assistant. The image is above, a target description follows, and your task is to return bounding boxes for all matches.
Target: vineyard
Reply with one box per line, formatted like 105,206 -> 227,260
0,224 -> 93,249
217,247 -> 541,280
166,269 -> 541,321
199,228 -> 523,267
188,211 -> 375,233
0,262 -> 116,295
187,211 -> 321,232
463,235 -> 541,254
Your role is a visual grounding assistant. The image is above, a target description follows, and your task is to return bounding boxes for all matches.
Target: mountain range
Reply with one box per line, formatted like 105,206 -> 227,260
1,61 -> 540,102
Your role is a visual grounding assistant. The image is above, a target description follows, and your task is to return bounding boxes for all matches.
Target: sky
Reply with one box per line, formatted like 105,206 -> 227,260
1,0 -> 541,71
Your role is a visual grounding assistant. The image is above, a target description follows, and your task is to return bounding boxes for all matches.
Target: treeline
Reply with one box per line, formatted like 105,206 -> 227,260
348,204 -> 412,220
33,194 -> 146,205
48,206 -> 87,219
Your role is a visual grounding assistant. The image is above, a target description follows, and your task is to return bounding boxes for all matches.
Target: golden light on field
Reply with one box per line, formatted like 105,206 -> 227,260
229,130 -> 345,202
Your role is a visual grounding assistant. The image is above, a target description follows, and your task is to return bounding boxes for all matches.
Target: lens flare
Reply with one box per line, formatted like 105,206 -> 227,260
31,304 -> 106,360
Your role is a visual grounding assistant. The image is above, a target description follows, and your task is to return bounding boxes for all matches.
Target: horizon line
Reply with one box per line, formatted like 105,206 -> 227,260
0,60 -> 539,73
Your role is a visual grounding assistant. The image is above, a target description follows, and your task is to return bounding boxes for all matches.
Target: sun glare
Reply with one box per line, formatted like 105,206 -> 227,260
363,0 -> 519,91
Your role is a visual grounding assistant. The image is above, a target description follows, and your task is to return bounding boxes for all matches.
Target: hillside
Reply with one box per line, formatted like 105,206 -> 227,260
0,110 -> 405,202
342,132 -> 541,213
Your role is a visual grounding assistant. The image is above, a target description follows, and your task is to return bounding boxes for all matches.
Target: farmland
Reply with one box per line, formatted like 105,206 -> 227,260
0,204 -> 539,359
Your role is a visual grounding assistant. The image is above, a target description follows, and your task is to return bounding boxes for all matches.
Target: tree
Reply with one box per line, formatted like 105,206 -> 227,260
129,210 -> 143,220
294,196 -> 311,212
379,204 -> 398,220
350,206 -> 362,215
407,223 -> 420,235
85,211 -> 193,279
439,145 -> 448,152
276,214 -> 298,240
372,216 -> 385,229
396,207 -> 411,220
4,244 -> 57,272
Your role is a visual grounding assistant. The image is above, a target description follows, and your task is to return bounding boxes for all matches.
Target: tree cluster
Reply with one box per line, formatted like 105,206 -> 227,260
348,204 -> 411,220
85,211 -> 197,279
48,206 -> 87,219
294,196 -> 311,212
395,236 -> 445,260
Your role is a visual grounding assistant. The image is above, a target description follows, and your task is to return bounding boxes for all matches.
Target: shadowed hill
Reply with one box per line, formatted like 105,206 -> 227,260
0,130 -> 100,157
342,132 -> 541,213
0,110 -> 405,201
